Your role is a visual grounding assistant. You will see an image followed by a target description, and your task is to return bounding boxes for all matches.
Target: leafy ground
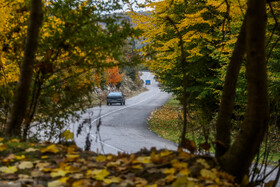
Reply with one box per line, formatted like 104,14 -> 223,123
0,138 -> 238,187
148,97 -> 280,164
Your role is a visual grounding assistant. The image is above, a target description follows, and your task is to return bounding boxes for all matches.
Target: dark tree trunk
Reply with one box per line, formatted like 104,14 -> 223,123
220,0 -> 269,182
5,0 -> 43,137
215,14 -> 247,157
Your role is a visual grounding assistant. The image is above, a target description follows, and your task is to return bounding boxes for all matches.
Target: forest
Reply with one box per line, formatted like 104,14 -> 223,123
0,0 -> 279,186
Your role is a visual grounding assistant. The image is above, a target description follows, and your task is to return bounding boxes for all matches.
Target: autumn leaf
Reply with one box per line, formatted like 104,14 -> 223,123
145,184 -> 157,187
95,155 -> 107,162
165,174 -> 176,183
132,165 -> 143,170
8,138 -> 20,143
135,156 -> 151,164
172,177 -> 196,187
41,144 -> 60,154
16,155 -> 26,160
200,169 -> 216,180
51,169 -> 67,178
104,176 -> 122,184
48,177 -> 69,187
179,168 -> 190,176
66,154 -> 80,162
196,158 -> 210,169
86,169 -> 110,180
172,160 -> 188,169
62,130 -> 74,141
0,137 -> 3,142
0,143 -> 7,151
160,149 -> 172,157
0,166 -> 18,174
163,168 -> 176,175
18,161 -> 34,169
25,147 -> 39,152
72,179 -> 92,187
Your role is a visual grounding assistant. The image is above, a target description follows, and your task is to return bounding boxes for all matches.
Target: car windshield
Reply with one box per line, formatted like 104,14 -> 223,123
108,92 -> 122,96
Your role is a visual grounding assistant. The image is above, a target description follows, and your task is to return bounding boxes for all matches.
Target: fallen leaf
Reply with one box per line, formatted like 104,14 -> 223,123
87,169 -> 110,180
196,159 -> 210,169
160,149 -> 172,157
0,143 -> 7,151
104,176 -> 122,184
48,180 -> 63,187
41,144 -> 60,154
18,174 -> 30,179
172,177 -> 196,187
66,154 -> 80,161
135,156 -> 151,164
0,137 -> 3,142
31,170 -> 44,177
95,155 -> 107,162
165,174 -> 176,183
0,166 -> 18,174
25,147 -> 39,152
132,164 -> 143,170
71,173 -> 84,179
72,179 -> 92,187
62,130 -> 74,141
179,168 -> 191,176
18,161 -> 34,169
8,139 -> 20,143
145,184 -> 157,187
51,169 -> 67,178
172,160 -> 188,169
163,168 -> 176,175
41,155 -> 49,159
16,155 -> 26,160
135,177 -> 148,186
36,162 -> 51,170
200,169 -> 216,180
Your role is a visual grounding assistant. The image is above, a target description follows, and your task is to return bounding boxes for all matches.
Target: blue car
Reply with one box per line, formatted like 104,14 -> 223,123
106,92 -> 125,105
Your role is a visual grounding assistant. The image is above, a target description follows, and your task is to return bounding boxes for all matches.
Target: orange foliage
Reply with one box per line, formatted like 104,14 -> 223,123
106,66 -> 123,85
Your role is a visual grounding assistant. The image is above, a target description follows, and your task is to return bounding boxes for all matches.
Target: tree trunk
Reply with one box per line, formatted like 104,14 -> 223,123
220,0 -> 268,182
5,0 -> 43,137
215,14 -> 247,157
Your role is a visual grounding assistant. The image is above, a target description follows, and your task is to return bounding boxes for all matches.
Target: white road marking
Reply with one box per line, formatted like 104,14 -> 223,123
91,134 -> 125,153
87,90 -> 161,153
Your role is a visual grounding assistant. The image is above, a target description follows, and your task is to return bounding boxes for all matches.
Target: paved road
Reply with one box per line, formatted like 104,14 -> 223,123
72,71 -> 178,154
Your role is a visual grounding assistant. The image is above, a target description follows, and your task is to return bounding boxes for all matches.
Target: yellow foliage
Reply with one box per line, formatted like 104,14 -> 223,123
0,166 -> 18,174
62,130 -> 74,141
16,155 -> 25,160
41,144 -> 60,154
51,168 -> 67,178
86,169 -> 110,180
0,143 -> 7,151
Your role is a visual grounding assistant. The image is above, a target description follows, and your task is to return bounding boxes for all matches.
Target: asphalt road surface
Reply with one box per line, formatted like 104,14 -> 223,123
72,71 -> 178,155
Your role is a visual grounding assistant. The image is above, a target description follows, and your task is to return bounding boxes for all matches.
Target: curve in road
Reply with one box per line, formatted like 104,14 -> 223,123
72,71 -> 178,155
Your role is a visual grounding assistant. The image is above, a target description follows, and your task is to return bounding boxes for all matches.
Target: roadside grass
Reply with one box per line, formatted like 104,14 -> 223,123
148,97 -> 280,165
148,98 -> 181,144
